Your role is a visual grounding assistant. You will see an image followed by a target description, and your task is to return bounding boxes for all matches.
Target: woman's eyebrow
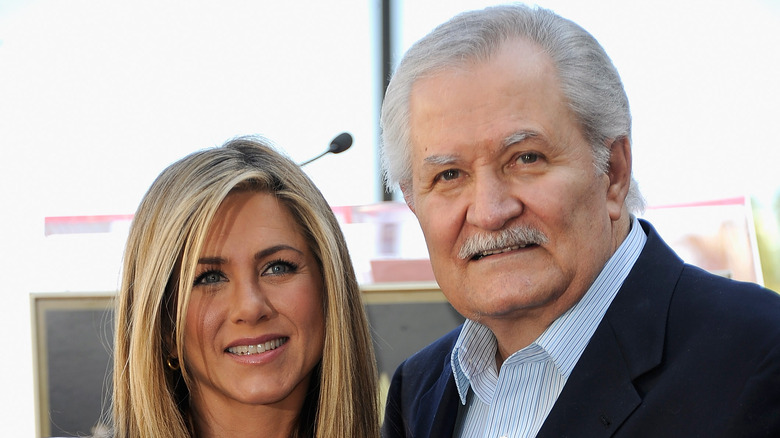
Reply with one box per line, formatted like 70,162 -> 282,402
197,245 -> 304,265
197,256 -> 226,265
254,244 -> 303,261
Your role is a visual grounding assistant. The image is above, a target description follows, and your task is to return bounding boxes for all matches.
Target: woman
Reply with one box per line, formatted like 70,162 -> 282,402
110,136 -> 380,437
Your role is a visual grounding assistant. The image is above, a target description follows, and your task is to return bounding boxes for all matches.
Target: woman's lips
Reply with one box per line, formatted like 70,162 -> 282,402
226,337 -> 289,355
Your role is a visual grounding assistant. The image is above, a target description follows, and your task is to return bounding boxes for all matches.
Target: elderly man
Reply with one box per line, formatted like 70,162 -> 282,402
379,4 -> 780,438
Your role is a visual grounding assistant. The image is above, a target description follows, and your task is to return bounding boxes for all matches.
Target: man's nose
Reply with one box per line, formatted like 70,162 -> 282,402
465,172 -> 523,231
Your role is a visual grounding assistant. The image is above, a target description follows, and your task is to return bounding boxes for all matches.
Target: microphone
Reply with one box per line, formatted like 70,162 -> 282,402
299,132 -> 353,166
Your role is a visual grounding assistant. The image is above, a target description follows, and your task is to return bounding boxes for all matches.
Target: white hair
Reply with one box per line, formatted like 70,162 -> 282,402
380,4 -> 645,213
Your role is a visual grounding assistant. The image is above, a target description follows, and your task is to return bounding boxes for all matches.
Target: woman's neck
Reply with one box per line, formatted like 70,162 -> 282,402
189,393 -> 304,438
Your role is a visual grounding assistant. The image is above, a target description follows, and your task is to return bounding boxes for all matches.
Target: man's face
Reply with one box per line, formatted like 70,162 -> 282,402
406,38 -> 625,339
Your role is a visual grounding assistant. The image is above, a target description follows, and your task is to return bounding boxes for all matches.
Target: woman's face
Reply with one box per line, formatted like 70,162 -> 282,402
183,191 -> 325,416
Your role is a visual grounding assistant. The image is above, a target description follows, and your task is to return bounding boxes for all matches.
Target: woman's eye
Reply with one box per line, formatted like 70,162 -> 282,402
262,261 -> 298,276
517,152 -> 539,164
194,270 -> 225,286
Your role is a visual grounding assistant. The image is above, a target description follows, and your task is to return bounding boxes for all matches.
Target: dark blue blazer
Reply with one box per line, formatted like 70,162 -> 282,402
382,220 -> 780,437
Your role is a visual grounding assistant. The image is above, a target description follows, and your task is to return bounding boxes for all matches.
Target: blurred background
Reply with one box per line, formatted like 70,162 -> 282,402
1,0 -> 779,436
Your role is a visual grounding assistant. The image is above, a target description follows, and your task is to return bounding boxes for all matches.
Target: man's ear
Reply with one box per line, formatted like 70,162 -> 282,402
606,136 -> 631,221
400,182 -> 416,214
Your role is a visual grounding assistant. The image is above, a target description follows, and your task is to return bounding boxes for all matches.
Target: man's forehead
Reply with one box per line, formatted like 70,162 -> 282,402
410,37 -> 552,85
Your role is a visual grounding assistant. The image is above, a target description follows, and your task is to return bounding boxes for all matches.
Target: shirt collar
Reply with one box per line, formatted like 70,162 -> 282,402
451,216 -> 647,404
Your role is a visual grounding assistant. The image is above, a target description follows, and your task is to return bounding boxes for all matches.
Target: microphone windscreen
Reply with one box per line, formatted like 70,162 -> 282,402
328,132 -> 353,154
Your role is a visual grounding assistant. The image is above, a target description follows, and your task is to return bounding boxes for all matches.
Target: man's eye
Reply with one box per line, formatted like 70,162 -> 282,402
517,152 -> 539,164
439,169 -> 460,181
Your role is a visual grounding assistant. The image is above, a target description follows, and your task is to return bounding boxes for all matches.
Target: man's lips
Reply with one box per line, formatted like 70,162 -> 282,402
470,243 -> 536,261
459,226 -> 549,260
226,337 -> 289,355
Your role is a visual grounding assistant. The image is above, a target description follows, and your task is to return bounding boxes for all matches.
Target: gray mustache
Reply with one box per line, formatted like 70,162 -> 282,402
458,226 -> 549,260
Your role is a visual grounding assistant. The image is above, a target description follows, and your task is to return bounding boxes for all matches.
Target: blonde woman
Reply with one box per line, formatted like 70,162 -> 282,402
111,136 -> 380,437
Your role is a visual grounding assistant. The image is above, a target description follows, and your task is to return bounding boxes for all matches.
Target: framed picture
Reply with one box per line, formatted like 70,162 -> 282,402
31,292 -> 114,438
30,284 -> 463,436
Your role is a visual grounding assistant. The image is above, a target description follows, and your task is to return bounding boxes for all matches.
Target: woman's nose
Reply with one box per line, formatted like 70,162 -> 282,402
230,279 -> 275,324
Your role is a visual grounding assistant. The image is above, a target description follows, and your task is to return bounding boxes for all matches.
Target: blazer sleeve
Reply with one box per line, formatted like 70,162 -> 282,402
724,341 -> 780,436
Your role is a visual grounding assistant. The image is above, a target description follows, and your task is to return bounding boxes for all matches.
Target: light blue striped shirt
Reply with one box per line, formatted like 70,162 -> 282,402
451,216 -> 647,438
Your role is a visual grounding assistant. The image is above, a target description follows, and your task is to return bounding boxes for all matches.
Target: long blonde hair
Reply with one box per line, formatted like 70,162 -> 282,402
111,136 -> 379,437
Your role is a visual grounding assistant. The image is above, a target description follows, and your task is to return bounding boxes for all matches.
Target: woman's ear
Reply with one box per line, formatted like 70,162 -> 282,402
162,302 -> 179,360
162,280 -> 180,358
605,137 -> 632,222
164,328 -> 178,359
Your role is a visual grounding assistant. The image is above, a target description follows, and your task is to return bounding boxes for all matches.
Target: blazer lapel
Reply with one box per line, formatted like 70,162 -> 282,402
537,322 -> 641,437
539,220 -> 683,437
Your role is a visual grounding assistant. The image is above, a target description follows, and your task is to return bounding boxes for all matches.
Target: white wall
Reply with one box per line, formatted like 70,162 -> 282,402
0,1 -> 378,435
1,0 -> 779,435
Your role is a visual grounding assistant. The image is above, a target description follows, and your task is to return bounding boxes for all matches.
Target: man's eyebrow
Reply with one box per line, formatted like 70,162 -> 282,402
420,131 -> 539,169
502,131 -> 537,148
423,154 -> 458,167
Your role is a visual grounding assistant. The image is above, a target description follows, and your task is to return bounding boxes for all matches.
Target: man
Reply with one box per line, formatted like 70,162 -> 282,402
379,4 -> 780,438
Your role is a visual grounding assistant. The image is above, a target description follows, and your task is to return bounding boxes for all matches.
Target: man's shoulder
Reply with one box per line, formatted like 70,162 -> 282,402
634,218 -> 780,328
676,263 -> 780,330
396,325 -> 462,377
612,220 -> 780,363
383,326 -> 464,437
